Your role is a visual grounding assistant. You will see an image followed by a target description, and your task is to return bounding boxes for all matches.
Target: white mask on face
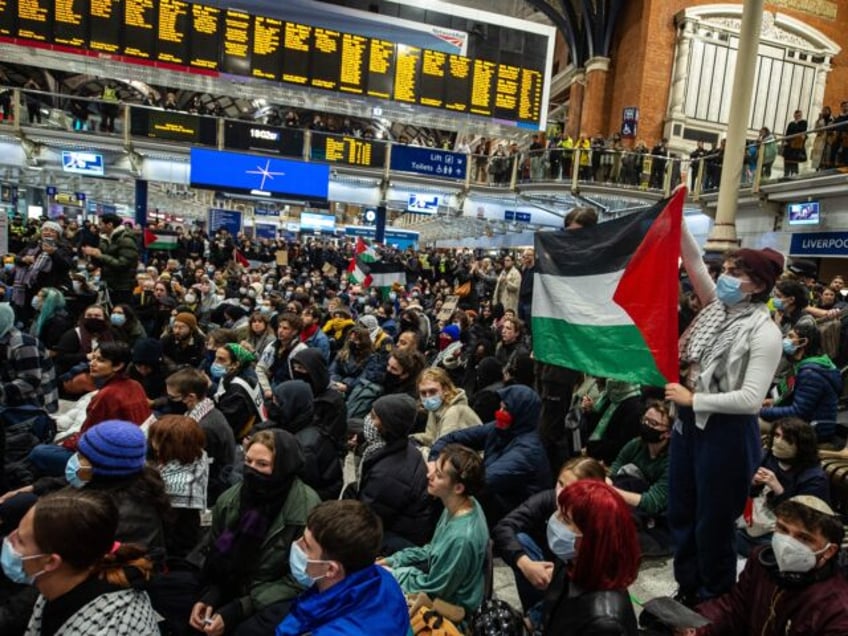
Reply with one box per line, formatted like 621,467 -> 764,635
771,531 -> 831,573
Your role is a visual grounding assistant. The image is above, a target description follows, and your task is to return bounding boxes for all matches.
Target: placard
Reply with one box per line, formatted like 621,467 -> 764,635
437,295 -> 459,322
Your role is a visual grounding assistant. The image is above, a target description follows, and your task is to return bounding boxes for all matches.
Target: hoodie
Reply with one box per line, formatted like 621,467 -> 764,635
760,354 -> 842,440
292,349 -> 348,455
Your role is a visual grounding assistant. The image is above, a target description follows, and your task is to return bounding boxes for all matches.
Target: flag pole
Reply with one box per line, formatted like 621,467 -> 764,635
705,0 -> 764,253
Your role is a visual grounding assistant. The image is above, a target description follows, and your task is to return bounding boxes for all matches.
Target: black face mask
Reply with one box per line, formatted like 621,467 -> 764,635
83,318 -> 107,333
639,422 -> 665,444
169,398 -> 187,415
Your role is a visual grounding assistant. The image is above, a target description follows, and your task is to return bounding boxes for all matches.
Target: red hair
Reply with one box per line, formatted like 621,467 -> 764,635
557,480 -> 640,591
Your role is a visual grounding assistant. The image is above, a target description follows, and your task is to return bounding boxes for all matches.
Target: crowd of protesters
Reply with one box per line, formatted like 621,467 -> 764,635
0,207 -> 847,635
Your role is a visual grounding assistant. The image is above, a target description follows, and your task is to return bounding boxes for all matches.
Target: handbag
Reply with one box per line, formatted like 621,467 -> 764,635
454,281 -> 471,298
738,487 -> 776,538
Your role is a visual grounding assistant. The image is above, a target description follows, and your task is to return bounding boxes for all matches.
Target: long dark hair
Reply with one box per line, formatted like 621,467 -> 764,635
768,417 -> 820,471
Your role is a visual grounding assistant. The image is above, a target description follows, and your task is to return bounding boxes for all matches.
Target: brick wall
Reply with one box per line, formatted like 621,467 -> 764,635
597,0 -> 848,146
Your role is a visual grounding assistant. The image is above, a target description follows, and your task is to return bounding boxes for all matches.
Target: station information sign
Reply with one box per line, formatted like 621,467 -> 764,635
53,0 -> 85,47
310,132 -> 386,168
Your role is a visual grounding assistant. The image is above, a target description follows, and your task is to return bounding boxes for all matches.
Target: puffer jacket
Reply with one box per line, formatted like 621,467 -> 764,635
95,225 -> 139,292
430,385 -> 552,523
411,388 -> 481,449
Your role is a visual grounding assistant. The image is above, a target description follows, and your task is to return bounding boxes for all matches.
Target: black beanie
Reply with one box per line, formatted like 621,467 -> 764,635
372,394 -> 418,442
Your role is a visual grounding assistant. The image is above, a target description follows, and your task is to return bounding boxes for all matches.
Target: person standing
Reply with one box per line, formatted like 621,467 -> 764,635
81,213 -> 139,307
783,110 -> 808,176
518,249 -> 535,324
493,254 -> 521,315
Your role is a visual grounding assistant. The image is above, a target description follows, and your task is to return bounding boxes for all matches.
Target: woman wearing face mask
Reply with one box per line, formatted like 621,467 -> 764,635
2,489 -> 159,635
736,417 -> 830,557
28,287 -> 73,351
328,327 -> 373,396
759,322 -> 841,442
542,480 -> 640,634
28,342 -> 151,477
771,279 -> 812,337
109,303 -> 147,348
492,457 -> 605,628
411,368 -> 481,457
187,430 -> 320,636
54,304 -> 114,377
666,225 -> 784,605
210,343 -> 267,439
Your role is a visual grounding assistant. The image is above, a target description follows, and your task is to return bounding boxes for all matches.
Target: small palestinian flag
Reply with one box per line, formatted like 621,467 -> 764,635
143,228 -> 178,250
368,261 -> 405,290
348,237 -> 376,285
233,248 -> 250,268
532,188 -> 685,386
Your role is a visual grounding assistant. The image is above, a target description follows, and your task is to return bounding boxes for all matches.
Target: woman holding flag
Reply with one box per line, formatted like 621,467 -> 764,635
665,224 -> 784,604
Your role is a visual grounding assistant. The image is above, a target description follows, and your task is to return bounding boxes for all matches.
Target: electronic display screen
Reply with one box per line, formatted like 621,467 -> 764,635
251,14 -> 282,80
366,38 -> 394,99
17,0 -> 51,42
88,0 -> 121,53
788,201 -> 820,225
444,54 -> 471,112
130,109 -> 217,145
311,27 -> 341,91
494,63 -> 520,120
54,0 -> 86,47
310,132 -> 386,168
156,0 -> 189,65
0,0 -> 15,37
393,44 -> 420,104
222,8 -> 251,76
339,32 -> 367,95
300,212 -> 335,232
189,3 -> 219,70
224,120 -> 303,157
518,67 -> 543,123
419,49 -> 446,109
470,58 -> 496,116
123,0 -> 156,60
190,148 -> 330,200
282,20 -> 310,85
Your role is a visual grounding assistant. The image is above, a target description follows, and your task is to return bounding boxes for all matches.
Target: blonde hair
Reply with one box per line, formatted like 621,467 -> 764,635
417,367 -> 459,404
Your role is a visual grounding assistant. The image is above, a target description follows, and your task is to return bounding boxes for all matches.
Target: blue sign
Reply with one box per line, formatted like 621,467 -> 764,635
254,223 -> 278,240
343,226 -> 419,250
390,146 -> 466,179
790,231 -> 848,257
505,211 -> 532,223
254,207 -> 277,217
208,209 -> 243,236
75,192 -> 86,202
62,151 -> 105,176
408,194 -> 439,214
190,149 -> 330,199
45,186 -> 57,196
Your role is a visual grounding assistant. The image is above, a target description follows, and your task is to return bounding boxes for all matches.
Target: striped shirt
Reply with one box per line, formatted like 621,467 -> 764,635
0,328 -> 59,413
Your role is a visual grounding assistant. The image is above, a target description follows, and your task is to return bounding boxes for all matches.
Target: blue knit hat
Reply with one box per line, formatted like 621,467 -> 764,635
78,420 -> 146,477
441,324 -> 461,341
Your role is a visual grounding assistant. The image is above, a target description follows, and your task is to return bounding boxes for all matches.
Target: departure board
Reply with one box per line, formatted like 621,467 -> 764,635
311,27 -> 341,90
54,0 -> 86,47
444,54 -> 470,112
419,49 -> 446,108
89,0 -> 121,53
310,132 -> 386,168
470,59 -> 496,116
189,3 -> 219,70
0,0 -> 13,37
17,0 -> 51,42
222,9 -> 251,76
123,0 -> 156,60
251,15 -> 282,80
518,67 -> 543,123
494,63 -> 520,120
339,32 -> 367,95
157,0 -> 189,65
393,44 -> 420,104
224,120 -> 303,156
130,108 -> 216,145
282,21 -> 310,85
366,38 -> 394,99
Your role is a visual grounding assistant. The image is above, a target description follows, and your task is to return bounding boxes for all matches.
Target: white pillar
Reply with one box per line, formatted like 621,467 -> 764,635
706,0 -> 765,252
669,19 -> 695,120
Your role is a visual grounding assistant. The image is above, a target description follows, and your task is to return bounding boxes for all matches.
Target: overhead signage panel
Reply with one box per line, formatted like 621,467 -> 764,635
190,148 -> 330,200
62,151 -> 105,176
390,146 -> 466,180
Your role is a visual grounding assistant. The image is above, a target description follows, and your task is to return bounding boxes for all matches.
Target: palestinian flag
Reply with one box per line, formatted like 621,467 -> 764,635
232,248 -> 250,268
368,261 -> 406,290
347,237 -> 376,284
143,228 -> 178,250
532,188 -> 685,386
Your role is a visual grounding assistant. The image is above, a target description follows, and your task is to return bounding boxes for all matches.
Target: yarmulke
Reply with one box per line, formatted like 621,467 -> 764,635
78,420 -> 146,477
174,312 -> 198,331
788,495 -> 836,517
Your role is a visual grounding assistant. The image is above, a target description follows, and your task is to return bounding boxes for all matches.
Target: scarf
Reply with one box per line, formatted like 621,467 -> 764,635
358,415 -> 385,485
12,246 -> 52,305
679,299 -> 758,390
589,382 -> 641,442
300,323 -> 319,343
188,397 -> 216,423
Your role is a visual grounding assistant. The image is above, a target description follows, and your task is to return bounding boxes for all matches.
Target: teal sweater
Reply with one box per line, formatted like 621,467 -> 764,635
610,438 -> 670,516
386,498 -> 489,614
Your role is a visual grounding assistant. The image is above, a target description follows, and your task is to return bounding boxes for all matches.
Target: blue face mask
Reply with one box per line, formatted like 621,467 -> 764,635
772,297 -> 784,311
209,362 -> 228,379
715,274 -> 747,306
782,338 -> 798,356
288,541 -> 328,589
547,513 -> 580,563
110,313 -> 126,327
422,395 -> 443,412
65,453 -> 89,489
1,537 -> 45,585
30,296 -> 42,311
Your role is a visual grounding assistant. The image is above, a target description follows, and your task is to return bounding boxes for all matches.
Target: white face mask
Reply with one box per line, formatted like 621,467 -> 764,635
771,531 -> 831,573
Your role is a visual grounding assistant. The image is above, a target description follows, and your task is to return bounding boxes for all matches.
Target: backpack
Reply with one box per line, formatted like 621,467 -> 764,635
469,599 -> 527,635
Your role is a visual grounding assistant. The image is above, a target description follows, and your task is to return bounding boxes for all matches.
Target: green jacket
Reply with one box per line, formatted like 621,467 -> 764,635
610,438 -> 670,516
207,478 -> 321,620
96,226 -> 139,292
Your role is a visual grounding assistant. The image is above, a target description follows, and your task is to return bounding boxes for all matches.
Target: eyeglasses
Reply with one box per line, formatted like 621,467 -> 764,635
642,417 -> 667,429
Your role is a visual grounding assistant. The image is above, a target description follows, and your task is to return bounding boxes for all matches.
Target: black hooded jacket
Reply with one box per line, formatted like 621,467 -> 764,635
292,348 -> 347,456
